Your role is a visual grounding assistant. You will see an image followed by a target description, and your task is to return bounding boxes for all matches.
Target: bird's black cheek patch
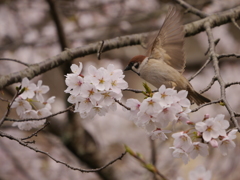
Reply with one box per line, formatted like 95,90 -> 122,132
133,63 -> 139,69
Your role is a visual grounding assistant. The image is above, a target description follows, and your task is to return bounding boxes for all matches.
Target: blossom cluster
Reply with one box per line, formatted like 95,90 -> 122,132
11,77 -> 55,131
125,85 -> 237,164
64,62 -> 128,119
126,85 -> 191,141
170,114 -> 237,164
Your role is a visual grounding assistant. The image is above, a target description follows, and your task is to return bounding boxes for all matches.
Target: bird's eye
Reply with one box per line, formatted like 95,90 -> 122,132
133,62 -> 139,69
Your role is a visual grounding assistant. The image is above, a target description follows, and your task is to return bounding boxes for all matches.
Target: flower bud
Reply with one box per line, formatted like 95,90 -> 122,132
209,139 -> 218,148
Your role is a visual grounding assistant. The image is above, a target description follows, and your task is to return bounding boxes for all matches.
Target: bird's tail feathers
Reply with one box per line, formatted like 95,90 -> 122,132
187,89 -> 210,105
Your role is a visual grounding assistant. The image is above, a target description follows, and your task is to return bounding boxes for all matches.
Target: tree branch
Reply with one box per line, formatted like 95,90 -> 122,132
4,105 -> 74,122
204,22 -> 240,130
175,0 -> 208,18
0,131 -> 127,173
1,6 -> 240,89
0,58 -> 30,67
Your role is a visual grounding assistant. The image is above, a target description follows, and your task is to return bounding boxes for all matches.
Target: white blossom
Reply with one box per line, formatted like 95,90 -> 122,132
11,96 -> 32,117
64,63 -> 128,119
20,77 -> 37,99
195,118 -> 221,142
172,132 -> 193,152
12,110 -> 38,131
140,97 -> 162,115
189,142 -> 209,159
218,129 -> 238,156
209,139 -> 218,148
170,147 -> 190,164
80,83 -> 102,103
107,64 -> 128,93
35,80 -> 49,102
176,90 -> 191,107
149,128 -> 171,141
12,78 -> 54,131
152,85 -> 177,106
70,62 -> 82,75
42,96 -> 55,110
64,74 -> 84,96
195,114 -> 230,142
125,98 -> 141,122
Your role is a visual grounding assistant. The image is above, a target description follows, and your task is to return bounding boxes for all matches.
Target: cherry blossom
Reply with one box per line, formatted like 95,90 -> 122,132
172,132 -> 193,152
139,97 -> 162,115
43,96 -> 56,110
152,85 -> 177,106
195,118 -> 221,142
65,62 -> 128,119
170,147 -> 189,164
209,139 -> 218,148
125,98 -> 141,122
174,107 -> 191,125
11,78 -> 55,131
70,62 -> 82,75
107,64 -> 128,93
176,90 -> 191,107
195,114 -> 229,142
64,74 -> 84,96
35,80 -> 50,102
189,142 -> 209,159
218,129 -> 238,156
20,77 -> 37,99
12,110 -> 38,131
80,83 -> 102,103
11,96 -> 32,117
157,104 -> 181,128
149,128 -> 171,141
101,91 -> 121,106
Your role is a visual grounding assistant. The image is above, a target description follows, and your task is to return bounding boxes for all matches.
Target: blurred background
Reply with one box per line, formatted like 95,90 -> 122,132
0,0 -> 240,179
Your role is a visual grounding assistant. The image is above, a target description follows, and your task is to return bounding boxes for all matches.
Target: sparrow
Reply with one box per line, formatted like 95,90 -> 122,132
124,7 -> 210,105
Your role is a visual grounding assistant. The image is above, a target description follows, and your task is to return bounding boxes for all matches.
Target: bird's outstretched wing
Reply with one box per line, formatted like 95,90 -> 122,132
147,6 -> 185,73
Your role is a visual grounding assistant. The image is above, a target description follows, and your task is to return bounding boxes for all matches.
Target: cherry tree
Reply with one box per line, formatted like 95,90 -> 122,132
0,0 -> 240,180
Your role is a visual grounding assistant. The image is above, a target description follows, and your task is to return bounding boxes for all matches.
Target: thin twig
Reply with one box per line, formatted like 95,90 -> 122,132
0,58 -> 30,67
123,88 -> 143,93
175,0 -> 208,18
21,122 -> 50,141
188,57 -> 212,81
204,22 -> 240,130
218,54 -> 240,59
123,88 -> 158,93
0,89 -> 21,127
191,99 -> 221,112
125,145 -> 168,180
225,82 -> 240,88
199,76 -> 217,94
97,40 -> 105,60
0,96 -> 10,102
0,131 -> 127,173
114,99 -> 130,110
204,39 -> 220,55
5,105 -> 74,122
231,17 -> 240,30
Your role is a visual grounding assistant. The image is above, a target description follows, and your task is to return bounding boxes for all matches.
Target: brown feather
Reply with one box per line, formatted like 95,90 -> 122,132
147,6 -> 185,73
187,86 -> 211,105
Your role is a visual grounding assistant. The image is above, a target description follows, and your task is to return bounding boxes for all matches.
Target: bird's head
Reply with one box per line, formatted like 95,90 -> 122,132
124,55 -> 148,76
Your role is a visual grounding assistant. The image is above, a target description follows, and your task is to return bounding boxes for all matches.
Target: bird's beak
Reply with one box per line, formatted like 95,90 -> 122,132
124,65 -> 131,71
